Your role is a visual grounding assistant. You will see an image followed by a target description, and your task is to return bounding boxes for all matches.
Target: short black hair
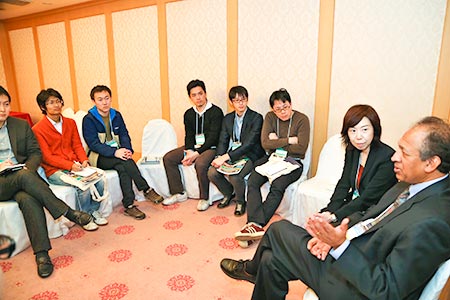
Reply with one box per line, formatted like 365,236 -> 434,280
0,86 -> 11,102
186,79 -> 206,96
229,86 -> 248,101
36,88 -> 64,115
90,85 -> 112,100
269,88 -> 291,108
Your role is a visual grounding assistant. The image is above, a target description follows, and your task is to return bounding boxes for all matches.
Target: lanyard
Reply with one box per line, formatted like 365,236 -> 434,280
276,113 -> 293,138
195,113 -> 204,135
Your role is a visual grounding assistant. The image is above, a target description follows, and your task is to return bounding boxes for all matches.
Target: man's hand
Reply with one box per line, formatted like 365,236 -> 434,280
182,150 -> 199,166
115,148 -> 132,160
306,217 -> 350,249
288,136 -> 298,144
211,154 -> 230,168
81,160 -> 90,168
307,237 -> 331,261
268,132 -> 278,140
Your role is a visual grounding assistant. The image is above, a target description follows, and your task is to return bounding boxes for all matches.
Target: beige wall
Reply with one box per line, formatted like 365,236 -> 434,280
0,0 -> 449,174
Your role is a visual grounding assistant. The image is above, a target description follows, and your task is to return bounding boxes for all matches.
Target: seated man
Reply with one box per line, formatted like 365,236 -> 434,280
162,79 -> 224,211
221,116 -> 450,300
208,85 -> 265,216
234,88 -> 310,242
82,85 -> 162,220
33,88 -> 108,231
0,86 -> 93,278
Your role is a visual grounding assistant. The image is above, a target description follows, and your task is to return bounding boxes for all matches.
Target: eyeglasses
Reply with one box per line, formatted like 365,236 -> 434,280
273,104 -> 291,113
231,97 -> 248,104
46,99 -> 64,106
0,235 -> 15,259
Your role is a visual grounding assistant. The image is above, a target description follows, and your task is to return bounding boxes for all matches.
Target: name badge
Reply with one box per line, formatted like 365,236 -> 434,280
106,139 -> 119,148
275,148 -> 288,159
231,141 -> 241,151
195,134 -> 205,148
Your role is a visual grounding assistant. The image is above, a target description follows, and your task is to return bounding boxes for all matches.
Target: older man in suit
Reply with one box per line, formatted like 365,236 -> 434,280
208,86 -> 265,215
221,116 -> 450,300
0,86 -> 92,278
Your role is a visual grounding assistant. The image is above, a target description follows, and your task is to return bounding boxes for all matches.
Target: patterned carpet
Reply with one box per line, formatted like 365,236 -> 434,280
1,199 -> 306,300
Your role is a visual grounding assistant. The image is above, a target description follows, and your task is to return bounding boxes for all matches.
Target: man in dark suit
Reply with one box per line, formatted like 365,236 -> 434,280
0,86 -> 93,278
208,86 -> 265,215
221,116 -> 450,300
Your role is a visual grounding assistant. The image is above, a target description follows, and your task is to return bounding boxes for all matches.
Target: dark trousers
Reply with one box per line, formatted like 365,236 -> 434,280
207,159 -> 254,204
0,169 -> 69,254
247,220 -> 363,300
97,156 -> 150,208
247,156 -> 302,226
163,146 -> 216,199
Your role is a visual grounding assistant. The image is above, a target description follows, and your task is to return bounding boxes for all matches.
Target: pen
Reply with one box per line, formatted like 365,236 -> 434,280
73,161 -> 83,169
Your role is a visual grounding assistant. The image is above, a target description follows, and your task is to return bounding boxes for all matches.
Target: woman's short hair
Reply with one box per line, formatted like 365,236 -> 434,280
36,88 -> 64,115
341,104 -> 381,147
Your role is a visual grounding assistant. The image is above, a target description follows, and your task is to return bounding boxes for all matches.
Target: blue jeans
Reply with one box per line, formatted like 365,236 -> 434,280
48,170 -> 103,214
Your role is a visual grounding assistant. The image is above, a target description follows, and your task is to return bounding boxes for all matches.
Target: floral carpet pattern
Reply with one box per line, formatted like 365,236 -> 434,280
1,200 -> 305,299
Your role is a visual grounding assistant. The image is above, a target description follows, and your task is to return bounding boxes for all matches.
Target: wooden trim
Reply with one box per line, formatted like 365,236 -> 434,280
65,19 -> 79,112
32,26 -> 44,89
433,0 -> 450,122
0,22 -> 19,110
227,0 -> 238,113
157,0 -> 170,122
312,0 -> 335,176
104,11 -> 119,109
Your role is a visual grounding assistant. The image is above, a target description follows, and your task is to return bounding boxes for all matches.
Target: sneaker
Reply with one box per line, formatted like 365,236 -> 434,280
197,199 -> 210,211
144,188 -> 164,204
162,192 -> 188,206
234,222 -> 265,241
238,240 -> 254,248
92,211 -> 108,226
124,205 -> 146,220
82,220 -> 99,231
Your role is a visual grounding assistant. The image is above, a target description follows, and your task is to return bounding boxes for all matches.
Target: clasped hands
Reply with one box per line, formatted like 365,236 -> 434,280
115,148 -> 133,161
305,212 -> 349,261
182,150 -> 199,166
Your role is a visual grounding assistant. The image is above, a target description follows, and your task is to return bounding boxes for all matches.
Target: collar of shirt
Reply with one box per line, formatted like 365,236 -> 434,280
193,101 -> 212,116
47,115 -> 63,134
408,174 -> 449,199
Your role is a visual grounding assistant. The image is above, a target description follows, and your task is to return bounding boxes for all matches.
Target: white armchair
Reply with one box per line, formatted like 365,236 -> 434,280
138,119 -> 178,198
296,134 -> 346,227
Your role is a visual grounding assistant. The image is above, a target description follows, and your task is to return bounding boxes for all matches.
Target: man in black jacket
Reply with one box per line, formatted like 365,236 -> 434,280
208,86 -> 265,216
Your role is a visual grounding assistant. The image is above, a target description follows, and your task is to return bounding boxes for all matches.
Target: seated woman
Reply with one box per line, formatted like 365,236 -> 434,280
32,88 -> 108,231
315,104 -> 398,225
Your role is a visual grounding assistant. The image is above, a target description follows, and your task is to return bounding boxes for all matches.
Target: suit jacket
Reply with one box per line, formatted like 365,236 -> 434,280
216,108 -> 265,163
323,141 -> 398,221
321,178 -> 450,300
6,117 -> 42,172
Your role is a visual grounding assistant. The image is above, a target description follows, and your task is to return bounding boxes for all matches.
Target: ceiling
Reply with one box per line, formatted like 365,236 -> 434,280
0,0 -> 93,20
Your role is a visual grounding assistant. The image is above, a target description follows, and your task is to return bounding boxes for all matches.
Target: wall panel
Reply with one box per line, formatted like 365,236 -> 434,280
112,6 -> 161,153
0,49 -> 6,88
329,0 -> 447,147
71,15 -> 110,110
238,0 -> 320,145
37,22 -> 74,109
166,0 -> 227,142
9,27 -> 41,119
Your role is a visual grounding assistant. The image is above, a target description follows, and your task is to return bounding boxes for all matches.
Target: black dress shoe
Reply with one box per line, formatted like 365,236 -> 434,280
220,258 -> 255,284
66,209 -> 92,226
36,253 -> 54,278
234,202 -> 246,216
217,195 -> 233,209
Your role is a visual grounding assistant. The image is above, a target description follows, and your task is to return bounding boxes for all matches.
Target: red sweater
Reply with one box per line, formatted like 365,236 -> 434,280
33,116 -> 88,177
